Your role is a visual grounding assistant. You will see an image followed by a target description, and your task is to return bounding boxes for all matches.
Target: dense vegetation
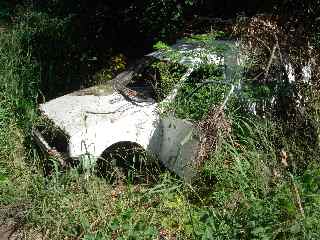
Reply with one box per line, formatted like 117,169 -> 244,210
1,0 -> 320,239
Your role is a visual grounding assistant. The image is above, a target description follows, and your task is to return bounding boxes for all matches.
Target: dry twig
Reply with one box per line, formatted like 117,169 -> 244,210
196,105 -> 231,164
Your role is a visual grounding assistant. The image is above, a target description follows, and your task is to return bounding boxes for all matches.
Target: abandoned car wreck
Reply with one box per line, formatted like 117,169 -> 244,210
32,39 -> 239,181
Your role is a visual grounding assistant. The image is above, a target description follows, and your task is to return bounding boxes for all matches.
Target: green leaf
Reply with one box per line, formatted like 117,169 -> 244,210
153,41 -> 170,50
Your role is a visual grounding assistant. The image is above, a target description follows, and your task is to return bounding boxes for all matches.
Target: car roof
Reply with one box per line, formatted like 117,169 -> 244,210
146,39 -> 236,67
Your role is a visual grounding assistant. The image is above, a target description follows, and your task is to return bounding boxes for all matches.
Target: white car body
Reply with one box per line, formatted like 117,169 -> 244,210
35,39 -> 237,180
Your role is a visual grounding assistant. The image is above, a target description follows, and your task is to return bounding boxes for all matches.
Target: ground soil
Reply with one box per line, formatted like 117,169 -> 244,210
0,205 -> 25,240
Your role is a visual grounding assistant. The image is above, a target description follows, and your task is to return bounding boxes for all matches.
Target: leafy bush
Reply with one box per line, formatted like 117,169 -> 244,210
170,64 -> 228,120
131,60 -> 187,102
137,0 -> 196,42
151,60 -> 188,100
92,54 -> 127,85
15,11 -> 90,99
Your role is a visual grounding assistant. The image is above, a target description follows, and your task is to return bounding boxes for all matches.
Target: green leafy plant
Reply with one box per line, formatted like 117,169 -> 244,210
138,0 -> 197,42
92,54 -> 127,84
132,59 -> 187,102
153,41 -> 170,50
170,64 -> 228,120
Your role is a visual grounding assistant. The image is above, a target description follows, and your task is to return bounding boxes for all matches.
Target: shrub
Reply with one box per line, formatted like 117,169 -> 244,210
92,54 -> 127,85
171,64 -> 228,121
131,59 -> 187,102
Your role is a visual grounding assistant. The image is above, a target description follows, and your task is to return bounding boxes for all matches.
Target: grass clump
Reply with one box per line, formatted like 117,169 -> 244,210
18,168 -> 192,239
0,9 -> 41,227
190,116 -> 320,239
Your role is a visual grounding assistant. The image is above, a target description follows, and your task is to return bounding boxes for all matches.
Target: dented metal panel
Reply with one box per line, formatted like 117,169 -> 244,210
159,116 -> 200,181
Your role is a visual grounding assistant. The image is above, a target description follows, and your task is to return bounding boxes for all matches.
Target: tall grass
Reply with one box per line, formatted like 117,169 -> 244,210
0,19 -> 40,132
188,115 -> 320,239
0,13 -> 40,215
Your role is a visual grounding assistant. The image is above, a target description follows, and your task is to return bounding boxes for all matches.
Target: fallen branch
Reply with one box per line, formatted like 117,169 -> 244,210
31,128 -> 67,167
264,44 -> 277,80
289,172 -> 305,218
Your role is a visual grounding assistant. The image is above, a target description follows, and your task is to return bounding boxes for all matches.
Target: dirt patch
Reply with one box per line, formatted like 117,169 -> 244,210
0,205 -> 26,240
0,207 -> 43,240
